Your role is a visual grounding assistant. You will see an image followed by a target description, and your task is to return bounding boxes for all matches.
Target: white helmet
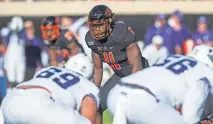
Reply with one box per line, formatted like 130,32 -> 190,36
64,53 -> 93,80
188,44 -> 213,68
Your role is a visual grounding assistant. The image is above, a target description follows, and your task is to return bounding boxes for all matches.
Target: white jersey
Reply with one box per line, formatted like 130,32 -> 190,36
18,66 -> 100,111
107,54 -> 213,124
121,54 -> 213,106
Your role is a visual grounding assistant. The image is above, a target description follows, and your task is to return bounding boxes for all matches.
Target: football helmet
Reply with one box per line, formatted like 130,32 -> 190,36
41,16 -> 60,41
64,53 -> 93,80
188,44 -> 213,68
88,5 -> 114,41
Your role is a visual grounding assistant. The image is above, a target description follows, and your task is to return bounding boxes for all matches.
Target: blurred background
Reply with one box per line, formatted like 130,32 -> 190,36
0,0 -> 213,106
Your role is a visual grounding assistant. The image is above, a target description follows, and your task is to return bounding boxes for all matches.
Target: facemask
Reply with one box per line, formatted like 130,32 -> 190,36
168,18 -> 176,27
154,21 -> 161,28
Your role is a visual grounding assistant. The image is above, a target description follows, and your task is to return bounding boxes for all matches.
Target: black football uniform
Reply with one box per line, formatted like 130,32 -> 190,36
45,29 -> 82,61
86,23 -> 148,77
85,22 -> 149,113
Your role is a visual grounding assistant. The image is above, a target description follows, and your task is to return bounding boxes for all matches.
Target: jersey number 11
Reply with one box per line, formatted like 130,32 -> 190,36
103,52 -> 121,70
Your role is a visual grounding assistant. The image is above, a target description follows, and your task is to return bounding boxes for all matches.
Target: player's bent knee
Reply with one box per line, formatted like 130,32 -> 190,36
107,85 -> 121,116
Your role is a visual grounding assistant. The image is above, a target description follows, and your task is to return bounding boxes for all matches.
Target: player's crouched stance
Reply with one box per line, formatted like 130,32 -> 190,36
107,45 -> 213,124
1,53 -> 100,124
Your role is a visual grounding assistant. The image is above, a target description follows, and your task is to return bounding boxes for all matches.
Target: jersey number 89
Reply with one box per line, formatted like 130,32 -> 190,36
153,55 -> 197,74
36,67 -> 80,89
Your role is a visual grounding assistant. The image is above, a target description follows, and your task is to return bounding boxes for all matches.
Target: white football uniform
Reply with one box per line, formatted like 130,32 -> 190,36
107,55 -> 213,124
1,66 -> 99,124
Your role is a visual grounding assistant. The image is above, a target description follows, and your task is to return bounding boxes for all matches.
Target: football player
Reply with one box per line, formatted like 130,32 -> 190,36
107,45 -> 213,124
1,53 -> 99,124
41,16 -> 82,66
85,4 -> 149,115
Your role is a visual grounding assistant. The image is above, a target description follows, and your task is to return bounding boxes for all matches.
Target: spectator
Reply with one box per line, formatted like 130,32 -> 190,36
145,13 -> 168,45
22,20 -> 43,81
4,16 -> 25,87
23,20 -> 43,48
192,16 -> 213,47
167,10 -> 192,54
142,35 -> 168,66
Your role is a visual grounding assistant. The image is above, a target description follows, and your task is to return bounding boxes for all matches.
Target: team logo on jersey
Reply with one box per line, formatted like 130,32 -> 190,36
88,41 -> 94,46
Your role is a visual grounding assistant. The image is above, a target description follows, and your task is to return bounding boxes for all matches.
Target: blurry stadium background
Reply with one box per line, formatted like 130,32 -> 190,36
1,0 -> 213,124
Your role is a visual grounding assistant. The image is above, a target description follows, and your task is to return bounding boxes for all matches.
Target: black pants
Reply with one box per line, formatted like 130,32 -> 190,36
99,56 -> 150,114
99,73 -> 122,114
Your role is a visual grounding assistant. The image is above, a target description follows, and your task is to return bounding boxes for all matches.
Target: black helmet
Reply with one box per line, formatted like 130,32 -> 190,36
41,16 -> 60,41
88,5 -> 114,41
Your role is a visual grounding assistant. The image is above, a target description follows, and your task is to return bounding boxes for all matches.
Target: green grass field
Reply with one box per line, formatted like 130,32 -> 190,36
103,109 -> 113,124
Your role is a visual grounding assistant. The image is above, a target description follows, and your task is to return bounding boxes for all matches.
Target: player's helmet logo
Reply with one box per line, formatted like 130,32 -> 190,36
88,5 -> 114,41
41,16 -> 60,41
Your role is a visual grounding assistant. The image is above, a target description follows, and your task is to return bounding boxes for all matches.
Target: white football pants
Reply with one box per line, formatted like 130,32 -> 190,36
107,84 -> 187,124
1,88 -> 91,124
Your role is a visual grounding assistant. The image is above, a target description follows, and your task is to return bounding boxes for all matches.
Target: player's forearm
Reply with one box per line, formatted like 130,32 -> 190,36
130,54 -> 142,73
80,96 -> 97,124
127,43 -> 142,73
92,68 -> 103,87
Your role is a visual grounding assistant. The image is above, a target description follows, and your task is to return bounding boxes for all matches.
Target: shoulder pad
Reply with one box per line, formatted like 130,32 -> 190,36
85,31 -> 95,47
112,23 -> 129,41
112,23 -> 136,46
